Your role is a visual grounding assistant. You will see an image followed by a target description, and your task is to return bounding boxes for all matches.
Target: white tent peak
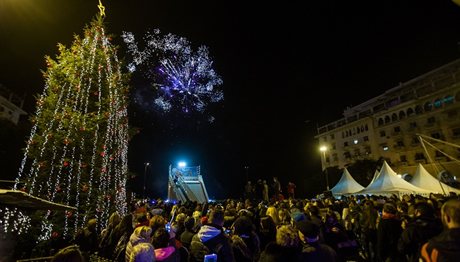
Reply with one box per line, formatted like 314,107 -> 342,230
411,163 -> 460,195
354,160 -> 432,196
330,167 -> 364,195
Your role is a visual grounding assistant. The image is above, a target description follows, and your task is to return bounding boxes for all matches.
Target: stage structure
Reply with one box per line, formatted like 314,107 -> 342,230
167,164 -> 210,203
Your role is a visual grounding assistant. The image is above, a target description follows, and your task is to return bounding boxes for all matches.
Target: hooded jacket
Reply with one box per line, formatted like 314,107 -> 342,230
189,224 -> 235,262
125,226 -> 153,262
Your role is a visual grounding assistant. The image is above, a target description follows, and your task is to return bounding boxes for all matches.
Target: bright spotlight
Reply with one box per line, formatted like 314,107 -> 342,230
178,161 -> 187,168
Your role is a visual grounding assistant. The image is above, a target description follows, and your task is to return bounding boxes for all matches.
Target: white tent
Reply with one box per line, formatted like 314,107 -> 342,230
330,167 -> 364,195
410,163 -> 460,195
354,161 -> 432,196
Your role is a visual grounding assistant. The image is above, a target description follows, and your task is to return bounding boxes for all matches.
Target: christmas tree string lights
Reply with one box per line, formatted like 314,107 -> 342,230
5,10 -> 130,240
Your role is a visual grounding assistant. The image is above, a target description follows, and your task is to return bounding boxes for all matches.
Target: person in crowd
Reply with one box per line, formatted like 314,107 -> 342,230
376,202 -> 402,262
287,181 -> 296,199
172,213 -> 187,240
245,181 -> 254,200
306,205 -> 326,243
125,226 -> 154,261
131,242 -> 156,262
259,224 -> 300,262
359,200 -> 378,261
189,208 -> 235,262
51,245 -> 84,262
398,201 -> 443,262
135,212 -> 150,228
255,179 -> 263,201
98,211 -> 121,258
262,180 -> 269,203
109,213 -> 134,262
150,214 -> 167,236
277,208 -> 291,226
420,198 -> 460,262
258,214 -> 277,251
180,216 -> 197,250
272,177 -> 281,202
290,209 -> 307,225
73,218 -> 98,257
323,210 -> 359,262
152,227 -> 179,262
296,220 -> 338,261
266,206 -> 280,226
230,215 -> 261,262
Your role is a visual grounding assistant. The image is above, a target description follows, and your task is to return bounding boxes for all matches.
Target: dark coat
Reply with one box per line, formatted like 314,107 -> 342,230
420,228 -> 460,262
298,241 -> 338,262
377,216 -> 402,262
398,216 -> 443,262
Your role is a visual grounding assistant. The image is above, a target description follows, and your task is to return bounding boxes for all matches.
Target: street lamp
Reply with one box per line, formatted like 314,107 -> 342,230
143,162 -> 150,199
319,146 -> 330,191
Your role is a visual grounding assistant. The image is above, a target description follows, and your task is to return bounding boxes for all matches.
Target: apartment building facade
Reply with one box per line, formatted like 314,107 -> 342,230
0,85 -> 26,125
316,58 -> 460,178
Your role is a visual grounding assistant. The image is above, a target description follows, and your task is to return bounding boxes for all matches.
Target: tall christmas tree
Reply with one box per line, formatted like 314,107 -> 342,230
10,8 -> 130,239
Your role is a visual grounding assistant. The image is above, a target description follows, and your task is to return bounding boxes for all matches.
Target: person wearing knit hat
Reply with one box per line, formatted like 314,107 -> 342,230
290,210 -> 307,224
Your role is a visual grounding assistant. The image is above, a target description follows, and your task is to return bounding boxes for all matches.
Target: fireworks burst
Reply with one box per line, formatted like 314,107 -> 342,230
122,29 -> 223,115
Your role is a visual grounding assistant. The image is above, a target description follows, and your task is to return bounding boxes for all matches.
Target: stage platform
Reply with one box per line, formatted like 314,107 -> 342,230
167,165 -> 210,203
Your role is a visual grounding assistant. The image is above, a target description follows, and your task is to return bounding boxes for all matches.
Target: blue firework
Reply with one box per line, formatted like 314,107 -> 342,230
122,30 -> 223,114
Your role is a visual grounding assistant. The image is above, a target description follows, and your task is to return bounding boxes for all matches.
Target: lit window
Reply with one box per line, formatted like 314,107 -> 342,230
353,139 -> 358,144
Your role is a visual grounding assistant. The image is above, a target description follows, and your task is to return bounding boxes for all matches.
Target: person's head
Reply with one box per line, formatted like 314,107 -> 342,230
295,220 -> 320,244
414,201 -> 435,218
184,216 -> 195,231
175,213 -> 187,225
441,198 -> 460,229
276,225 -> 299,248
51,245 -> 84,262
232,215 -> 254,236
136,213 -> 149,225
149,214 -> 166,233
208,208 -> 225,226
133,226 -> 152,242
383,202 -> 397,215
151,227 -> 170,248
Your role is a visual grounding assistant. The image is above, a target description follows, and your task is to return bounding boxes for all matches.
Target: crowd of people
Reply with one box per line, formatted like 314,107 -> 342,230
46,191 -> 460,262
243,177 -> 296,202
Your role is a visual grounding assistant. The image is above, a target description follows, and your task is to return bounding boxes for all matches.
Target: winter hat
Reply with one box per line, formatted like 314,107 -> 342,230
290,211 -> 307,223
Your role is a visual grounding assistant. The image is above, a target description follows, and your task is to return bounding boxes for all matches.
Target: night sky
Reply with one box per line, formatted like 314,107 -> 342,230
1,0 -> 460,199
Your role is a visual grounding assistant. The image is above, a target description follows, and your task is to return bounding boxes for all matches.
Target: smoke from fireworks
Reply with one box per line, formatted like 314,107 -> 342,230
122,29 -> 223,115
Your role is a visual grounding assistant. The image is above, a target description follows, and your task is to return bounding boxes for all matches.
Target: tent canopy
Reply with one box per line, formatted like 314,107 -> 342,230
330,167 -> 364,195
353,161 -> 432,196
411,163 -> 460,195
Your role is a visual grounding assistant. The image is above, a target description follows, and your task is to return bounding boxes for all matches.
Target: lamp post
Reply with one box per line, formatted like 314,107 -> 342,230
320,146 -> 330,191
244,165 -> 249,182
143,162 -> 150,199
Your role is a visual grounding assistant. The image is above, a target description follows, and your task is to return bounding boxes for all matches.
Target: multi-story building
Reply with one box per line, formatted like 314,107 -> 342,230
316,58 -> 460,178
0,85 -> 27,125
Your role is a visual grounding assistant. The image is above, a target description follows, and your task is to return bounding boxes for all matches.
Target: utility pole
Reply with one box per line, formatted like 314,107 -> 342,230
143,162 -> 150,199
